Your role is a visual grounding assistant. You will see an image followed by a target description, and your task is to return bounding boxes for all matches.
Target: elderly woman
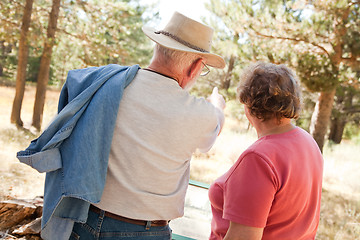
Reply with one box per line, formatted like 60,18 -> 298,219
209,62 -> 323,240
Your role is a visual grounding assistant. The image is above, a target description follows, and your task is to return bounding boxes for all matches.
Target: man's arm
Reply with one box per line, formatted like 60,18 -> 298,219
208,87 -> 225,135
224,221 -> 264,240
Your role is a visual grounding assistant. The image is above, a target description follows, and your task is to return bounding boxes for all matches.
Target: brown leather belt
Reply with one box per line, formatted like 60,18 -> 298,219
89,205 -> 169,227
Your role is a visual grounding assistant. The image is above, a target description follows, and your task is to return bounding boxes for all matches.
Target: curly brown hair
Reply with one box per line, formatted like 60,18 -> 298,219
237,62 -> 301,121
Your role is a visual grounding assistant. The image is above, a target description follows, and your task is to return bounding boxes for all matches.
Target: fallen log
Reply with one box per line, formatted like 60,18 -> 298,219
0,197 -> 43,239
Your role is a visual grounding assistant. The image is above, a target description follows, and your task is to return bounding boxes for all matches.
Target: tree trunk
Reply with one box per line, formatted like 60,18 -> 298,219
221,54 -> 235,90
0,41 -> 4,76
328,115 -> 346,144
10,0 -> 34,126
220,33 -> 239,90
32,0 -> 61,130
309,89 -> 336,152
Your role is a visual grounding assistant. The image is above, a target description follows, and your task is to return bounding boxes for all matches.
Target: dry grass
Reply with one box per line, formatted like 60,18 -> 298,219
0,85 -> 59,201
0,85 -> 359,239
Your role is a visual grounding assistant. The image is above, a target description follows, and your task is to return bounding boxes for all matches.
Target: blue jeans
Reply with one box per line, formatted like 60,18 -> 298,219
70,209 -> 172,240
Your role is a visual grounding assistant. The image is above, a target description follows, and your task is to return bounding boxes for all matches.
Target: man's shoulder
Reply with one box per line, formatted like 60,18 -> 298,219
69,64 -> 138,79
68,64 -> 140,89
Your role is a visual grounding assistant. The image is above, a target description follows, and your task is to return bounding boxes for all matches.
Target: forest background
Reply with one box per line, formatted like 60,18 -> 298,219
0,0 -> 359,239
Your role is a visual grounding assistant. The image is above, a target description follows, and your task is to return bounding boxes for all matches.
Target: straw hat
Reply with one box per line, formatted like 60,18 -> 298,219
142,11 -> 225,69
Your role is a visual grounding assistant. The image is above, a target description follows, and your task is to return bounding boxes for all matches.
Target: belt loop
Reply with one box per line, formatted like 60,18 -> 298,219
145,220 -> 151,230
97,210 -> 106,233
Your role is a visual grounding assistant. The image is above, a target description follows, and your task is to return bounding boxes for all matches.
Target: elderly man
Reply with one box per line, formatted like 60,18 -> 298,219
18,11 -> 225,240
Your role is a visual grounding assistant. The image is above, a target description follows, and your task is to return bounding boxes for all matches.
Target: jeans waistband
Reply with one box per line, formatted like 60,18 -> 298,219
89,205 -> 169,228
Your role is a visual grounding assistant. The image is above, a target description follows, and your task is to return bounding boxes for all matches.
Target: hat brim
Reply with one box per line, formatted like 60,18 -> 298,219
142,26 -> 225,69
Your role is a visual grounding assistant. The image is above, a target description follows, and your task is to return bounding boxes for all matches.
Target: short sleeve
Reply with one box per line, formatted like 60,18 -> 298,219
223,152 -> 278,228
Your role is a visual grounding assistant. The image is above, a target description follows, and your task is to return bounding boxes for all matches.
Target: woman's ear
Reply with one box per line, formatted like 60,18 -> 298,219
188,58 -> 204,78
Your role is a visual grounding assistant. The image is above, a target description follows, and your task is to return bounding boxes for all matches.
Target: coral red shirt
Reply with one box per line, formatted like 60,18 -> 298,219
209,127 -> 323,240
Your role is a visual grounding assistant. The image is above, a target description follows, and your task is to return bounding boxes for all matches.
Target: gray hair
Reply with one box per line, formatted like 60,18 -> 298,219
153,44 -> 199,68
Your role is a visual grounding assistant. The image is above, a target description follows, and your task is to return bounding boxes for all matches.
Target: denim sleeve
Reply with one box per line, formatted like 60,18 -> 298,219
58,81 -> 69,113
17,148 -> 62,173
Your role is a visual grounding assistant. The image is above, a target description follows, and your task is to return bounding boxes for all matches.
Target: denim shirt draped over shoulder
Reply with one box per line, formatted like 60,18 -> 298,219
17,64 -> 140,240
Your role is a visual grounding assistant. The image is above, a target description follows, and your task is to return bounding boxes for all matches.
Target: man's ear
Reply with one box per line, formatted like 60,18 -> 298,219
188,58 -> 203,78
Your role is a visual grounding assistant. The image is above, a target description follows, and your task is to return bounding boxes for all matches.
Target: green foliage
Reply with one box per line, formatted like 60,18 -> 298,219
0,0 -> 22,43
26,56 -> 41,83
25,56 -> 55,85
0,0 -> 157,86
344,122 -> 360,141
297,53 -> 338,92
2,52 -> 17,79
206,0 -> 360,140
0,0 -> 22,78
58,0 -> 154,68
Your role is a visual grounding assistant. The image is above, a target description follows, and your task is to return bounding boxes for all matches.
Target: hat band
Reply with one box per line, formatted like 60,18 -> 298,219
154,31 -> 209,53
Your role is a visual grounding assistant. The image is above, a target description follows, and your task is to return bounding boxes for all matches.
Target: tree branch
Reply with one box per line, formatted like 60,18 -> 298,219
341,55 -> 360,71
344,106 -> 360,114
57,28 -> 90,42
249,28 -> 332,58
0,17 -> 19,27
349,1 -> 360,7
